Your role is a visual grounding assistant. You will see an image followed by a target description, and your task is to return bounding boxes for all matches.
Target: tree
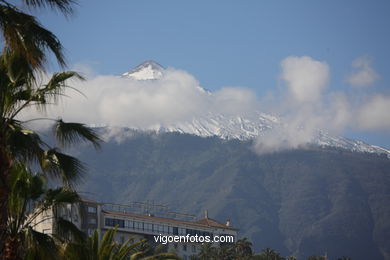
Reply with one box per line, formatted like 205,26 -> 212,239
60,227 -> 180,260
197,243 -> 217,260
0,1 -> 91,256
252,247 -> 285,260
285,256 -> 297,260
307,256 -> 327,260
234,238 -> 253,259
0,51 -> 101,258
5,162 -> 82,260
0,0 -> 76,70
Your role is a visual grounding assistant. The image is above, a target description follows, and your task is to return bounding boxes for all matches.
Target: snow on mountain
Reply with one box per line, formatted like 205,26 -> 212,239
119,61 -> 390,157
122,60 -> 165,80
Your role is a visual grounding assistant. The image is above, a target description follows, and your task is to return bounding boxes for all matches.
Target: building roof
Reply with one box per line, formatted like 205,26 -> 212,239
102,210 -> 238,231
195,218 -> 232,229
80,198 -> 102,205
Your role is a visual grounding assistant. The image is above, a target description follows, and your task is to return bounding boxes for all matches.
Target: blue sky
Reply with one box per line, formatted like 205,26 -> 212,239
37,0 -> 390,148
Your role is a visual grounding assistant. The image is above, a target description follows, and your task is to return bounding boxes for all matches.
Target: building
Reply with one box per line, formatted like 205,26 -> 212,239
33,198 -> 238,259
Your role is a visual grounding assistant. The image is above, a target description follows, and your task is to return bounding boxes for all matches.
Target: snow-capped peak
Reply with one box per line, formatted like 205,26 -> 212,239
118,61 -> 390,158
122,60 -> 165,80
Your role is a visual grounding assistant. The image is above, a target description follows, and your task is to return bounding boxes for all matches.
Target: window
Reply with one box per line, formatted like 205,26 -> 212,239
134,221 -> 142,230
105,218 -> 124,228
157,225 -> 164,232
183,244 -> 187,251
87,206 -> 97,213
125,220 -> 133,229
173,227 -> 178,235
88,218 -> 96,224
144,223 -> 152,231
179,228 -> 186,235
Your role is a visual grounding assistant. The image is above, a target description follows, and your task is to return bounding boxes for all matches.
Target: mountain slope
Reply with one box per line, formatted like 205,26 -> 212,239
76,131 -> 390,260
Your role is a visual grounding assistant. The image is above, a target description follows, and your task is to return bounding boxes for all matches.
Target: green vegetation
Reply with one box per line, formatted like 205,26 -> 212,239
6,162 -> 80,259
61,227 -> 180,260
190,240 -> 348,260
0,0 -> 101,259
77,131 -> 390,260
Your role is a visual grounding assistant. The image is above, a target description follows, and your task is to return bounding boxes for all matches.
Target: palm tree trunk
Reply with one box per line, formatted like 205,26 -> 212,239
0,135 -> 12,260
3,237 -> 20,260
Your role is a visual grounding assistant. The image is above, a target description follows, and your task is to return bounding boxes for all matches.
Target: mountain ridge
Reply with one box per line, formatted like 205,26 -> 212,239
76,131 -> 390,260
113,61 -> 390,157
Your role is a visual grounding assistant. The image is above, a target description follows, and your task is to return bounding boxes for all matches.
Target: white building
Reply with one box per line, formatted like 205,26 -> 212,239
33,198 -> 238,259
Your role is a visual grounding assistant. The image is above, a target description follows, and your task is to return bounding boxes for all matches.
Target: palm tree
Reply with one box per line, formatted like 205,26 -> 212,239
252,247 -> 285,260
235,238 -> 253,259
0,0 -> 77,70
0,51 -> 101,258
5,162 -> 82,260
307,256 -> 327,260
285,256 -> 297,260
61,227 -> 180,260
197,243 -> 217,260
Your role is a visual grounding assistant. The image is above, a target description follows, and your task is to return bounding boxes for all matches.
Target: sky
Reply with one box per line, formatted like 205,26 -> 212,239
28,0 -> 390,149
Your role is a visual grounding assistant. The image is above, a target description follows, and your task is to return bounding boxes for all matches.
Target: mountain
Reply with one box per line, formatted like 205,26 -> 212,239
118,61 -> 390,157
71,61 -> 390,259
122,60 -> 165,80
75,131 -> 390,260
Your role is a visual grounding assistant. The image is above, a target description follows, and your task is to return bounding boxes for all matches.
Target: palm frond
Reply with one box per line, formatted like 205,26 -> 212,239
9,163 -> 44,204
7,122 -> 45,162
42,187 -> 79,208
54,119 -> 101,149
24,227 -> 59,259
0,50 -> 35,85
30,71 -> 84,110
40,148 -> 86,184
55,217 -> 86,243
99,227 -> 117,257
91,229 -> 99,259
114,238 -> 144,260
0,4 -> 65,69
141,253 -> 181,260
22,0 -> 77,15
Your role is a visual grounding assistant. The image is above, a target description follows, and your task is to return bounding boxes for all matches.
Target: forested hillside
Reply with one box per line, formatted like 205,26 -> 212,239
75,131 -> 390,260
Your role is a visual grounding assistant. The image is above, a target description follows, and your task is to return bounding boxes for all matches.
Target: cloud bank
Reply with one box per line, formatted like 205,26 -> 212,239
21,68 -> 259,130
254,56 -> 389,154
20,56 -> 390,153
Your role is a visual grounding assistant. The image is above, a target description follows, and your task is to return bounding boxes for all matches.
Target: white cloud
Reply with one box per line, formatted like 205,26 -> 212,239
255,56 -> 339,154
280,56 -> 329,103
357,95 -> 390,131
346,56 -> 379,87
19,56 -> 389,153
19,67 -> 258,131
